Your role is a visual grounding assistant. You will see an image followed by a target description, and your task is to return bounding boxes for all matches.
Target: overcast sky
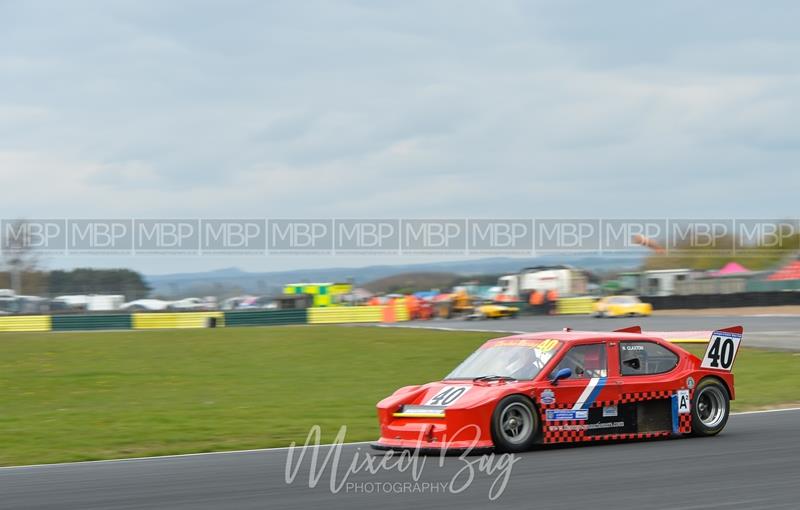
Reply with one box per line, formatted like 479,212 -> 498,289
1,1 -> 799,272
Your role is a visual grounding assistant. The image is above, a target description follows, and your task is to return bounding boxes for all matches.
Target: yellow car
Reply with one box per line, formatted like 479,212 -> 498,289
593,295 -> 652,318
467,303 -> 519,320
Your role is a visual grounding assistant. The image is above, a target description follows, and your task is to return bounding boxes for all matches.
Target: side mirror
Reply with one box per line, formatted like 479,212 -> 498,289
550,367 -> 572,386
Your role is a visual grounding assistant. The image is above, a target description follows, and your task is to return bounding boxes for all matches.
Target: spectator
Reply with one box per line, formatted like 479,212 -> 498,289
545,289 -> 559,315
529,290 -> 544,315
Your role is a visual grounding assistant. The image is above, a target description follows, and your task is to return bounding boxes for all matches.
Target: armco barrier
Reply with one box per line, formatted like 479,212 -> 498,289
645,291 -> 800,310
308,303 -> 410,324
52,314 -> 132,331
132,311 -> 224,329
0,315 -> 52,332
308,305 -> 384,324
556,296 -> 596,315
223,309 -> 307,327
394,302 -> 410,322
0,304 -> 409,333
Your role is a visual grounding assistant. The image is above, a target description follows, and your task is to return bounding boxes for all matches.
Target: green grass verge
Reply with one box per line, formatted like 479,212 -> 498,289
0,326 -> 797,466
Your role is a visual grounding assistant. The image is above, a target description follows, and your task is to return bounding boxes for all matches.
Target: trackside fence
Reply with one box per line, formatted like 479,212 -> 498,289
51,314 -> 132,331
645,291 -> 800,309
223,309 -> 308,327
555,297 -> 596,315
0,303 -> 409,333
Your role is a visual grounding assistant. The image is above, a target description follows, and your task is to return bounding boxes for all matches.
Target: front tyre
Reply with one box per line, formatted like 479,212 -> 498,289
691,378 -> 730,436
491,395 -> 538,452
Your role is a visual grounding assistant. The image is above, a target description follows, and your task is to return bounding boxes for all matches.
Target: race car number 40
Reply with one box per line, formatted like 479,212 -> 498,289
425,386 -> 469,407
701,330 -> 742,371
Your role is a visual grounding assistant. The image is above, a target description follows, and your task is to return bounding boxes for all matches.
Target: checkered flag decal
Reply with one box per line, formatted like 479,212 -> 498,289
538,389 -> 693,444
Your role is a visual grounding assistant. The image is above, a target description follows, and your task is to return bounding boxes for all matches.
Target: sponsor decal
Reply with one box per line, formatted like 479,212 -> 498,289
489,338 -> 560,352
546,409 -> 588,421
686,376 -> 695,389
535,339 -> 561,352
548,421 -> 624,432
677,389 -> 691,414
602,405 -> 618,417
540,389 -> 555,405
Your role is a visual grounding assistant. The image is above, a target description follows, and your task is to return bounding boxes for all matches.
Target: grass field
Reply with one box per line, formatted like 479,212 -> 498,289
0,325 -> 798,466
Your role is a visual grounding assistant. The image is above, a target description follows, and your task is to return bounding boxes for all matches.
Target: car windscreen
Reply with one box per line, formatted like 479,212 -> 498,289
445,338 -> 562,381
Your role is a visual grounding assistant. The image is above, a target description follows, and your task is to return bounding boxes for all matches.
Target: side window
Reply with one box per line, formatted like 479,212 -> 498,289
619,341 -> 679,376
551,344 -> 607,379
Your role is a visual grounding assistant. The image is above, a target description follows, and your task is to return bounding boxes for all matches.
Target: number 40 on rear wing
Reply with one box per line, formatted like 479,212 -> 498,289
701,326 -> 743,371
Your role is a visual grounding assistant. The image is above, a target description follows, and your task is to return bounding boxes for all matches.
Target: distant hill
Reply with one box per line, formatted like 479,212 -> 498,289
362,272 -> 461,294
145,255 -> 644,298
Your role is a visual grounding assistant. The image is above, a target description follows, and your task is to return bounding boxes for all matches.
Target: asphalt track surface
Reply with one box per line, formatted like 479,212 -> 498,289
2,409 -> 798,510
383,314 -> 800,350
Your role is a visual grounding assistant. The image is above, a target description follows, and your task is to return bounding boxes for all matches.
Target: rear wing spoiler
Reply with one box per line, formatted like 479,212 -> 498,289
609,326 -> 712,343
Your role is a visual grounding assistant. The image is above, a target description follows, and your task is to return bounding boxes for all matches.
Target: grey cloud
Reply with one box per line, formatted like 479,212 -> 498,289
0,0 -> 798,223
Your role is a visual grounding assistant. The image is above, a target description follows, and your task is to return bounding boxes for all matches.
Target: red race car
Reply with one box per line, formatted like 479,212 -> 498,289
373,326 -> 742,453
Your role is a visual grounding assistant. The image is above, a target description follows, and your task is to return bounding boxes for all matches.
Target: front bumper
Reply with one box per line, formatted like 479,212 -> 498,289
370,439 -> 493,455
375,407 -> 495,453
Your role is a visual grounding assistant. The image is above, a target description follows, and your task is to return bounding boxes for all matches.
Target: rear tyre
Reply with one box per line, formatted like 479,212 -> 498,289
691,378 -> 730,436
491,395 -> 538,452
